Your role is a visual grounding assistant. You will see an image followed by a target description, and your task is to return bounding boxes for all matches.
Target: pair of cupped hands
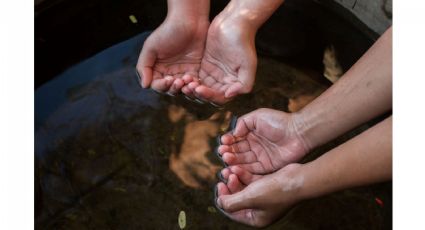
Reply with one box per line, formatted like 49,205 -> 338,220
136,8 -> 257,105
137,8 -> 310,228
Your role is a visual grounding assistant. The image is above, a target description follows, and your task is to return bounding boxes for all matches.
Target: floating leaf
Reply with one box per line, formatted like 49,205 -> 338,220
129,15 -> 138,24
178,210 -> 186,229
207,206 -> 217,213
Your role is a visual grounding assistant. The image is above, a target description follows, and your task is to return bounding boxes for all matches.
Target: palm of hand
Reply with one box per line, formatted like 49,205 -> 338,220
192,21 -> 257,104
137,21 -> 209,93
219,109 -> 308,174
216,164 -> 303,227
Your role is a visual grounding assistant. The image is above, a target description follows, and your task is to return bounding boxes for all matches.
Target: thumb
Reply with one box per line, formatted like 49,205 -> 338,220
136,43 -> 156,88
217,189 -> 255,213
232,111 -> 257,137
238,56 -> 257,94
224,82 -> 243,99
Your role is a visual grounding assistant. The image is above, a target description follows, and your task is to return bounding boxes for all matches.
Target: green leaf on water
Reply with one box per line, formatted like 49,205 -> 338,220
178,210 -> 186,229
129,15 -> 138,24
207,206 -> 217,213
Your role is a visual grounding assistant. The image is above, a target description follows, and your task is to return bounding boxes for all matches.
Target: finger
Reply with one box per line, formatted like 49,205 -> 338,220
227,174 -> 245,193
192,90 -> 208,104
224,82 -> 243,99
217,182 -> 230,196
217,145 -> 231,155
238,59 -> 257,94
188,80 -> 200,88
226,210 -> 257,227
182,74 -> 198,84
167,78 -> 184,95
222,151 -> 257,165
220,168 -> 231,181
137,45 -> 156,88
216,184 -> 257,226
188,82 -> 207,104
217,188 -> 255,213
181,86 -> 195,98
230,140 -> 251,153
232,114 -> 255,138
151,75 -> 174,92
195,85 -> 228,105
229,165 -> 262,185
220,133 -> 244,145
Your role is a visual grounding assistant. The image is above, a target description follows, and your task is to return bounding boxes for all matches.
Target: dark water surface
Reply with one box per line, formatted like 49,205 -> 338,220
35,31 -> 391,229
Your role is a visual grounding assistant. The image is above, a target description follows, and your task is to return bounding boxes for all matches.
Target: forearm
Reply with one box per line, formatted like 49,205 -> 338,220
220,0 -> 285,32
299,116 -> 392,200
295,27 -> 392,149
166,0 -> 210,21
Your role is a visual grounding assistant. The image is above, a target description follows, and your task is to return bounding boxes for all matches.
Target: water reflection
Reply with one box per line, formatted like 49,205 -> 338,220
35,32 -> 388,229
169,106 -> 231,188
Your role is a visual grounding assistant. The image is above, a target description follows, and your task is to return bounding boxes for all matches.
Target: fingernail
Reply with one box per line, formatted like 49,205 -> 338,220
228,116 -> 238,132
216,198 -> 223,208
214,146 -> 222,159
152,89 -> 166,95
216,171 -> 227,183
225,91 -> 236,98
213,186 -> 223,209
194,98 -> 206,104
184,95 -> 195,102
216,135 -> 222,145
166,92 -> 176,97
209,101 -> 224,109
135,69 -> 144,88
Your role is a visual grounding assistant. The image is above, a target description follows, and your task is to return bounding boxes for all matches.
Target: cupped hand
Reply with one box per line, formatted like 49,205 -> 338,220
216,163 -> 303,227
217,108 -> 310,174
182,14 -> 257,104
136,17 -> 209,95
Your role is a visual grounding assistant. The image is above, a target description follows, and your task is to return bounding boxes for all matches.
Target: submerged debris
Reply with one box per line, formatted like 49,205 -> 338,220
375,197 -> 384,207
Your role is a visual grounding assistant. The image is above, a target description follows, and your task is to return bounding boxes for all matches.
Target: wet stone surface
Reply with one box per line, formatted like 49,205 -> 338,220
35,33 -> 391,229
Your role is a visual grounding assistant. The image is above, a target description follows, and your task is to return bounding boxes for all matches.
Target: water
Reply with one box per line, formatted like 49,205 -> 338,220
35,31 -> 391,229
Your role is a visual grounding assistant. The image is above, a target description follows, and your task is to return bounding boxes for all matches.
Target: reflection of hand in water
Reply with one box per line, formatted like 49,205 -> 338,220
168,105 -> 231,188
217,108 -> 309,174
215,164 -> 303,227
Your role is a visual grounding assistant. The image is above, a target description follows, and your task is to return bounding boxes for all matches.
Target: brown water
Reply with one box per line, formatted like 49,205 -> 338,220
35,33 -> 390,229
35,0 -> 391,228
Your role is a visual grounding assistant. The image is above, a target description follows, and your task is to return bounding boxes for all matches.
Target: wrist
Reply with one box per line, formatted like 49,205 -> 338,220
276,163 -> 306,204
291,111 -> 316,152
220,0 -> 284,32
167,0 -> 210,22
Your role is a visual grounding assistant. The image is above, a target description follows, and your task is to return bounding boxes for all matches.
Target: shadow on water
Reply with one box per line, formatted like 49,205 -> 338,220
35,1 -> 391,229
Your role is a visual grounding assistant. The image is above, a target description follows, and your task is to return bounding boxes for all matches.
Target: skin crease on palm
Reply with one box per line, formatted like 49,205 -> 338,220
182,13 -> 258,104
214,27 -> 393,227
136,16 -> 209,95
217,108 -> 310,174
137,3 -> 260,104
